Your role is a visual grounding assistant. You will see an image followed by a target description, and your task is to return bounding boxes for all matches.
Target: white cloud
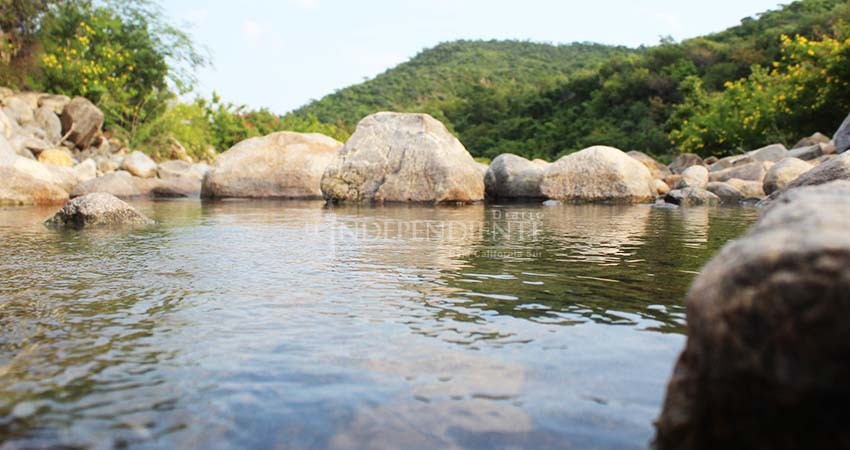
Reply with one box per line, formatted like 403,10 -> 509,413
289,0 -> 320,10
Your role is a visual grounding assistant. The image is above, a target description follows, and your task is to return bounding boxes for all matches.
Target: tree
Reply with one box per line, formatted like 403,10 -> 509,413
669,29 -> 850,156
36,0 -> 209,146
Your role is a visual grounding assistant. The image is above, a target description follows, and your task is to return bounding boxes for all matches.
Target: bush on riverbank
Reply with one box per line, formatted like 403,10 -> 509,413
0,0 -> 348,161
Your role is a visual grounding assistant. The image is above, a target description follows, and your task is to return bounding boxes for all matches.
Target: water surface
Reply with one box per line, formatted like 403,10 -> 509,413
0,200 -> 757,449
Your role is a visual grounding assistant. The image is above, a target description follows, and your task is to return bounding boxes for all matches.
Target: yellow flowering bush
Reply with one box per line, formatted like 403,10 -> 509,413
40,20 -> 136,101
670,29 -> 850,156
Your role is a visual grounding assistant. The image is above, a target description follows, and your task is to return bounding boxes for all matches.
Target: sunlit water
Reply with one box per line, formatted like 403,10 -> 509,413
0,200 -> 758,449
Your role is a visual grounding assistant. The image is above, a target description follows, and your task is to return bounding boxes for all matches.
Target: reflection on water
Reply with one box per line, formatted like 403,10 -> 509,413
0,200 -> 757,449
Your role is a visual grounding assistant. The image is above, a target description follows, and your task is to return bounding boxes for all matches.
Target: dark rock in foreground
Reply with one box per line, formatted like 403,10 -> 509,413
654,180 -> 850,450
45,193 -> 152,229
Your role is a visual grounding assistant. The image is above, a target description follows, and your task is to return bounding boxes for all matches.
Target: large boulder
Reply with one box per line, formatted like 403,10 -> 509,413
60,97 -> 104,149
0,166 -> 69,206
45,193 -> 152,229
832,112 -> 850,154
321,113 -> 483,204
121,151 -> 158,178
628,150 -> 672,179
3,155 -> 63,187
669,153 -> 704,174
655,180 -> 850,450
676,165 -> 709,189
763,158 -> 813,195
709,161 -> 772,183
204,131 -> 343,199
664,188 -> 720,206
540,146 -> 654,203
71,172 -> 141,199
484,153 -> 548,201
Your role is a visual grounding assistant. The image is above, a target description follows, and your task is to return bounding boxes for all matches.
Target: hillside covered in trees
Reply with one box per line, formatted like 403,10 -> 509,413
293,0 -> 850,160
295,40 -> 635,130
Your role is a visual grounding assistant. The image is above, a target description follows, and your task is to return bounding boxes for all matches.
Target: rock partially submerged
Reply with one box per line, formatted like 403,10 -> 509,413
484,153 -> 548,201
204,131 -> 343,199
45,193 -> 152,229
321,113 -> 484,204
655,180 -> 850,450
705,181 -> 743,205
540,146 -> 654,203
664,187 -> 720,206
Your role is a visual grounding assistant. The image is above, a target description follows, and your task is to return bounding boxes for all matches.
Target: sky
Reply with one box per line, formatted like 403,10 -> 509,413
163,0 -> 784,115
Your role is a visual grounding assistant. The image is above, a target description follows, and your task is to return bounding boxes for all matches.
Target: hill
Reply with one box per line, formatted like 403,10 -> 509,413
291,0 -> 850,160
294,40 -> 634,132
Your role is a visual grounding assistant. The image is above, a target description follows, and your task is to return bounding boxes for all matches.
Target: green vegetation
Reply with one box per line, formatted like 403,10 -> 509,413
3,0 -> 849,161
294,0 -> 850,159
295,40 -> 634,130
0,0 -> 347,161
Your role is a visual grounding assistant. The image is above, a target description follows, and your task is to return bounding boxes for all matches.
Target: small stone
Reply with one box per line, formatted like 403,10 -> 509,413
38,148 -> 75,167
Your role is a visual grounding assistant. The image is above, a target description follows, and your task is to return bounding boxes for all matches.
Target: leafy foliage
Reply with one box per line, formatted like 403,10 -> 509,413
294,0 -> 850,160
671,30 -> 850,155
295,40 -> 634,132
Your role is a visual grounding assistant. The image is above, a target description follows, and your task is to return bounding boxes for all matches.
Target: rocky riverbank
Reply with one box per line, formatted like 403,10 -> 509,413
2,88 -> 849,209
0,89 -> 210,206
